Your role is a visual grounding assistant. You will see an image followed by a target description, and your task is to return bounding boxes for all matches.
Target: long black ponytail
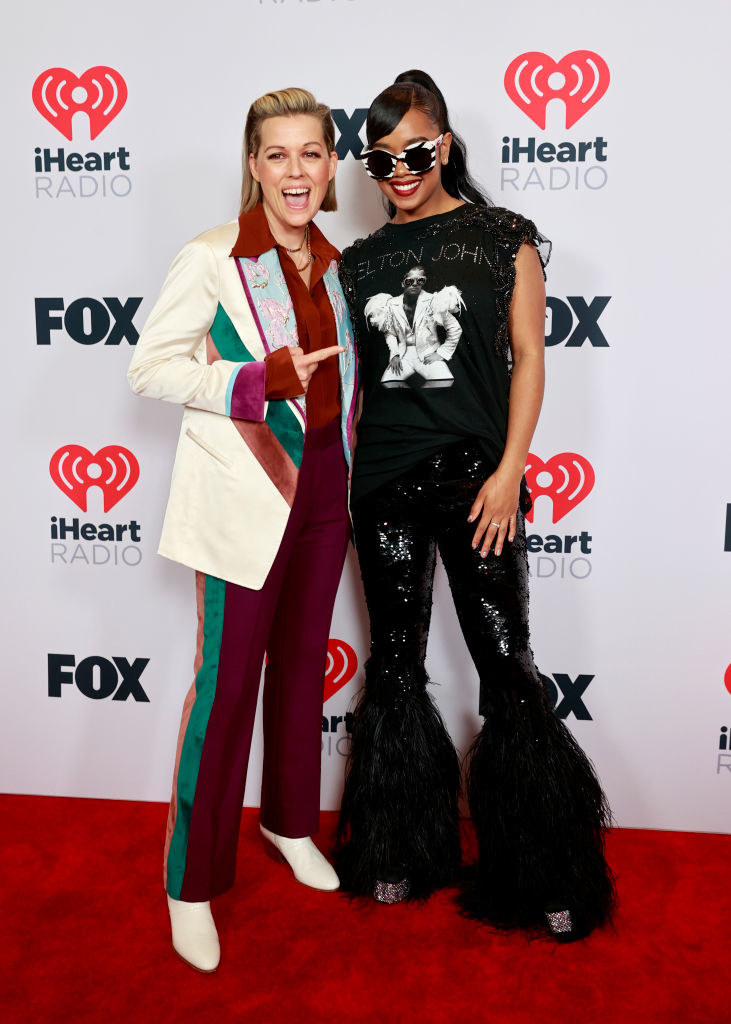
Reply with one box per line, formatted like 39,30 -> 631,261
365,69 -> 492,218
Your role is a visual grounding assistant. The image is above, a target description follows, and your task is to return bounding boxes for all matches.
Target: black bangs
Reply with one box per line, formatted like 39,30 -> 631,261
365,83 -> 442,147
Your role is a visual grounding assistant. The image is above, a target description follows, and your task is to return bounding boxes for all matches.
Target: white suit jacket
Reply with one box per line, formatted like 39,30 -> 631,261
128,219 -> 356,589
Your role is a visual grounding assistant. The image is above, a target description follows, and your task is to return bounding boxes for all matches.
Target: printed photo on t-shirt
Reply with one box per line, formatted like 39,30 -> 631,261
363,266 -> 465,389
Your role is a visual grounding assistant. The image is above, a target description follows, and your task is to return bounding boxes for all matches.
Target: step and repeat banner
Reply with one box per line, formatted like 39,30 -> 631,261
2,1 -> 729,833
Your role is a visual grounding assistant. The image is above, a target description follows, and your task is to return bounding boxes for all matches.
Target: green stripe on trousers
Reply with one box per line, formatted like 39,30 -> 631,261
165,574 -> 226,898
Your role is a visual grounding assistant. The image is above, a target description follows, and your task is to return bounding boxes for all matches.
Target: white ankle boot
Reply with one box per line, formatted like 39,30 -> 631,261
259,825 -> 340,891
167,894 -> 220,972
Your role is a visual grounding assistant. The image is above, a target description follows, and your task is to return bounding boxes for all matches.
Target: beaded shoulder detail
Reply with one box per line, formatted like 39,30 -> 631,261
473,206 -> 551,360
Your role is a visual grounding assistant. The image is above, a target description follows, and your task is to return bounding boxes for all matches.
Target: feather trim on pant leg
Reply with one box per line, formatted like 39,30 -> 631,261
334,656 -> 461,900
459,669 -> 616,938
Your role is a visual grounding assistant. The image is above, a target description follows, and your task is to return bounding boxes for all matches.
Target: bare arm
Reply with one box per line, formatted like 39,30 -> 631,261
500,242 -> 546,481
469,242 -> 546,556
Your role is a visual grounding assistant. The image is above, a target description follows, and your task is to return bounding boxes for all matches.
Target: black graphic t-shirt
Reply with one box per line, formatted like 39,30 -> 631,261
340,204 -> 550,502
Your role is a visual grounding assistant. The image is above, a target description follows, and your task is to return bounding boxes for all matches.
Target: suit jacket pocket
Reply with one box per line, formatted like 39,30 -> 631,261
185,427 -> 233,469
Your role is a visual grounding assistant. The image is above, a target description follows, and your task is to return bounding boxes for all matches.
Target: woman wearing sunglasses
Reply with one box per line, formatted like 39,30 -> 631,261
334,70 -> 614,942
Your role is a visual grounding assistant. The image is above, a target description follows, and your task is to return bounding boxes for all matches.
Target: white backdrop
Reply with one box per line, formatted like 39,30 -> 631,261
2,0 -> 729,834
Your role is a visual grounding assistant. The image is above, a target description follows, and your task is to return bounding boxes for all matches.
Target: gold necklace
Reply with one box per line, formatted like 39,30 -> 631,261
275,223 -> 308,253
271,223 -> 312,272
293,225 -> 313,273
283,229 -> 307,254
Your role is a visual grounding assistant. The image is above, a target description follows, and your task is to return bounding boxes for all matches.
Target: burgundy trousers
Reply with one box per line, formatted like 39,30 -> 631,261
164,419 -> 350,901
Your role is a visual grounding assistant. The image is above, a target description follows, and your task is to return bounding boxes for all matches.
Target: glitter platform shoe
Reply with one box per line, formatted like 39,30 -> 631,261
544,902 -> 579,943
374,876 -> 411,904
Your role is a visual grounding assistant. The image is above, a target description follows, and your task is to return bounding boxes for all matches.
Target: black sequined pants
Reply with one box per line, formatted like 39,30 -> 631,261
352,442 -> 538,713
337,442 -> 614,932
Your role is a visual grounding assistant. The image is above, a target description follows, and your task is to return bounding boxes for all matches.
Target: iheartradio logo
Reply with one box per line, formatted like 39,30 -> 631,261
50,444 -> 139,512
33,67 -> 127,141
323,639 -> 358,702
505,51 -> 610,129
525,453 -> 595,523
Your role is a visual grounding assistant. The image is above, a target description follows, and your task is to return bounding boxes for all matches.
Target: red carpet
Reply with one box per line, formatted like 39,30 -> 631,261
1,796 -> 727,1024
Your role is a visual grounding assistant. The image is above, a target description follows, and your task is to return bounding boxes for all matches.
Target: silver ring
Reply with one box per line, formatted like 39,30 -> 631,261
490,521 -> 500,527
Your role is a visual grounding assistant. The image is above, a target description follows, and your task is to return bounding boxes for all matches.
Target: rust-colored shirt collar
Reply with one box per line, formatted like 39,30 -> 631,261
230,201 -> 340,266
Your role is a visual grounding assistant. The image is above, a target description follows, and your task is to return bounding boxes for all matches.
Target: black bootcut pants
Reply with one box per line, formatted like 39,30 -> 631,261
336,441 -> 614,935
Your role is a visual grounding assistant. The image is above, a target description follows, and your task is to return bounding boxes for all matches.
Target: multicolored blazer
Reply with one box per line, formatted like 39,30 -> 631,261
128,219 -> 357,589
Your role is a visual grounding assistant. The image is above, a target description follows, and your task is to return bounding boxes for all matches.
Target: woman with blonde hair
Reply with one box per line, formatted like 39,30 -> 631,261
129,87 -> 357,971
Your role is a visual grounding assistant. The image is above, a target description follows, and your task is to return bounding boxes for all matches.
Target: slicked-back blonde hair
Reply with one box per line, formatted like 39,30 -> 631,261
240,87 -> 337,214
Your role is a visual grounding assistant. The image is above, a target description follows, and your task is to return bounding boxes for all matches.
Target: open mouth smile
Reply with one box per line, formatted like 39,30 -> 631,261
390,179 -> 421,197
282,187 -> 311,210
